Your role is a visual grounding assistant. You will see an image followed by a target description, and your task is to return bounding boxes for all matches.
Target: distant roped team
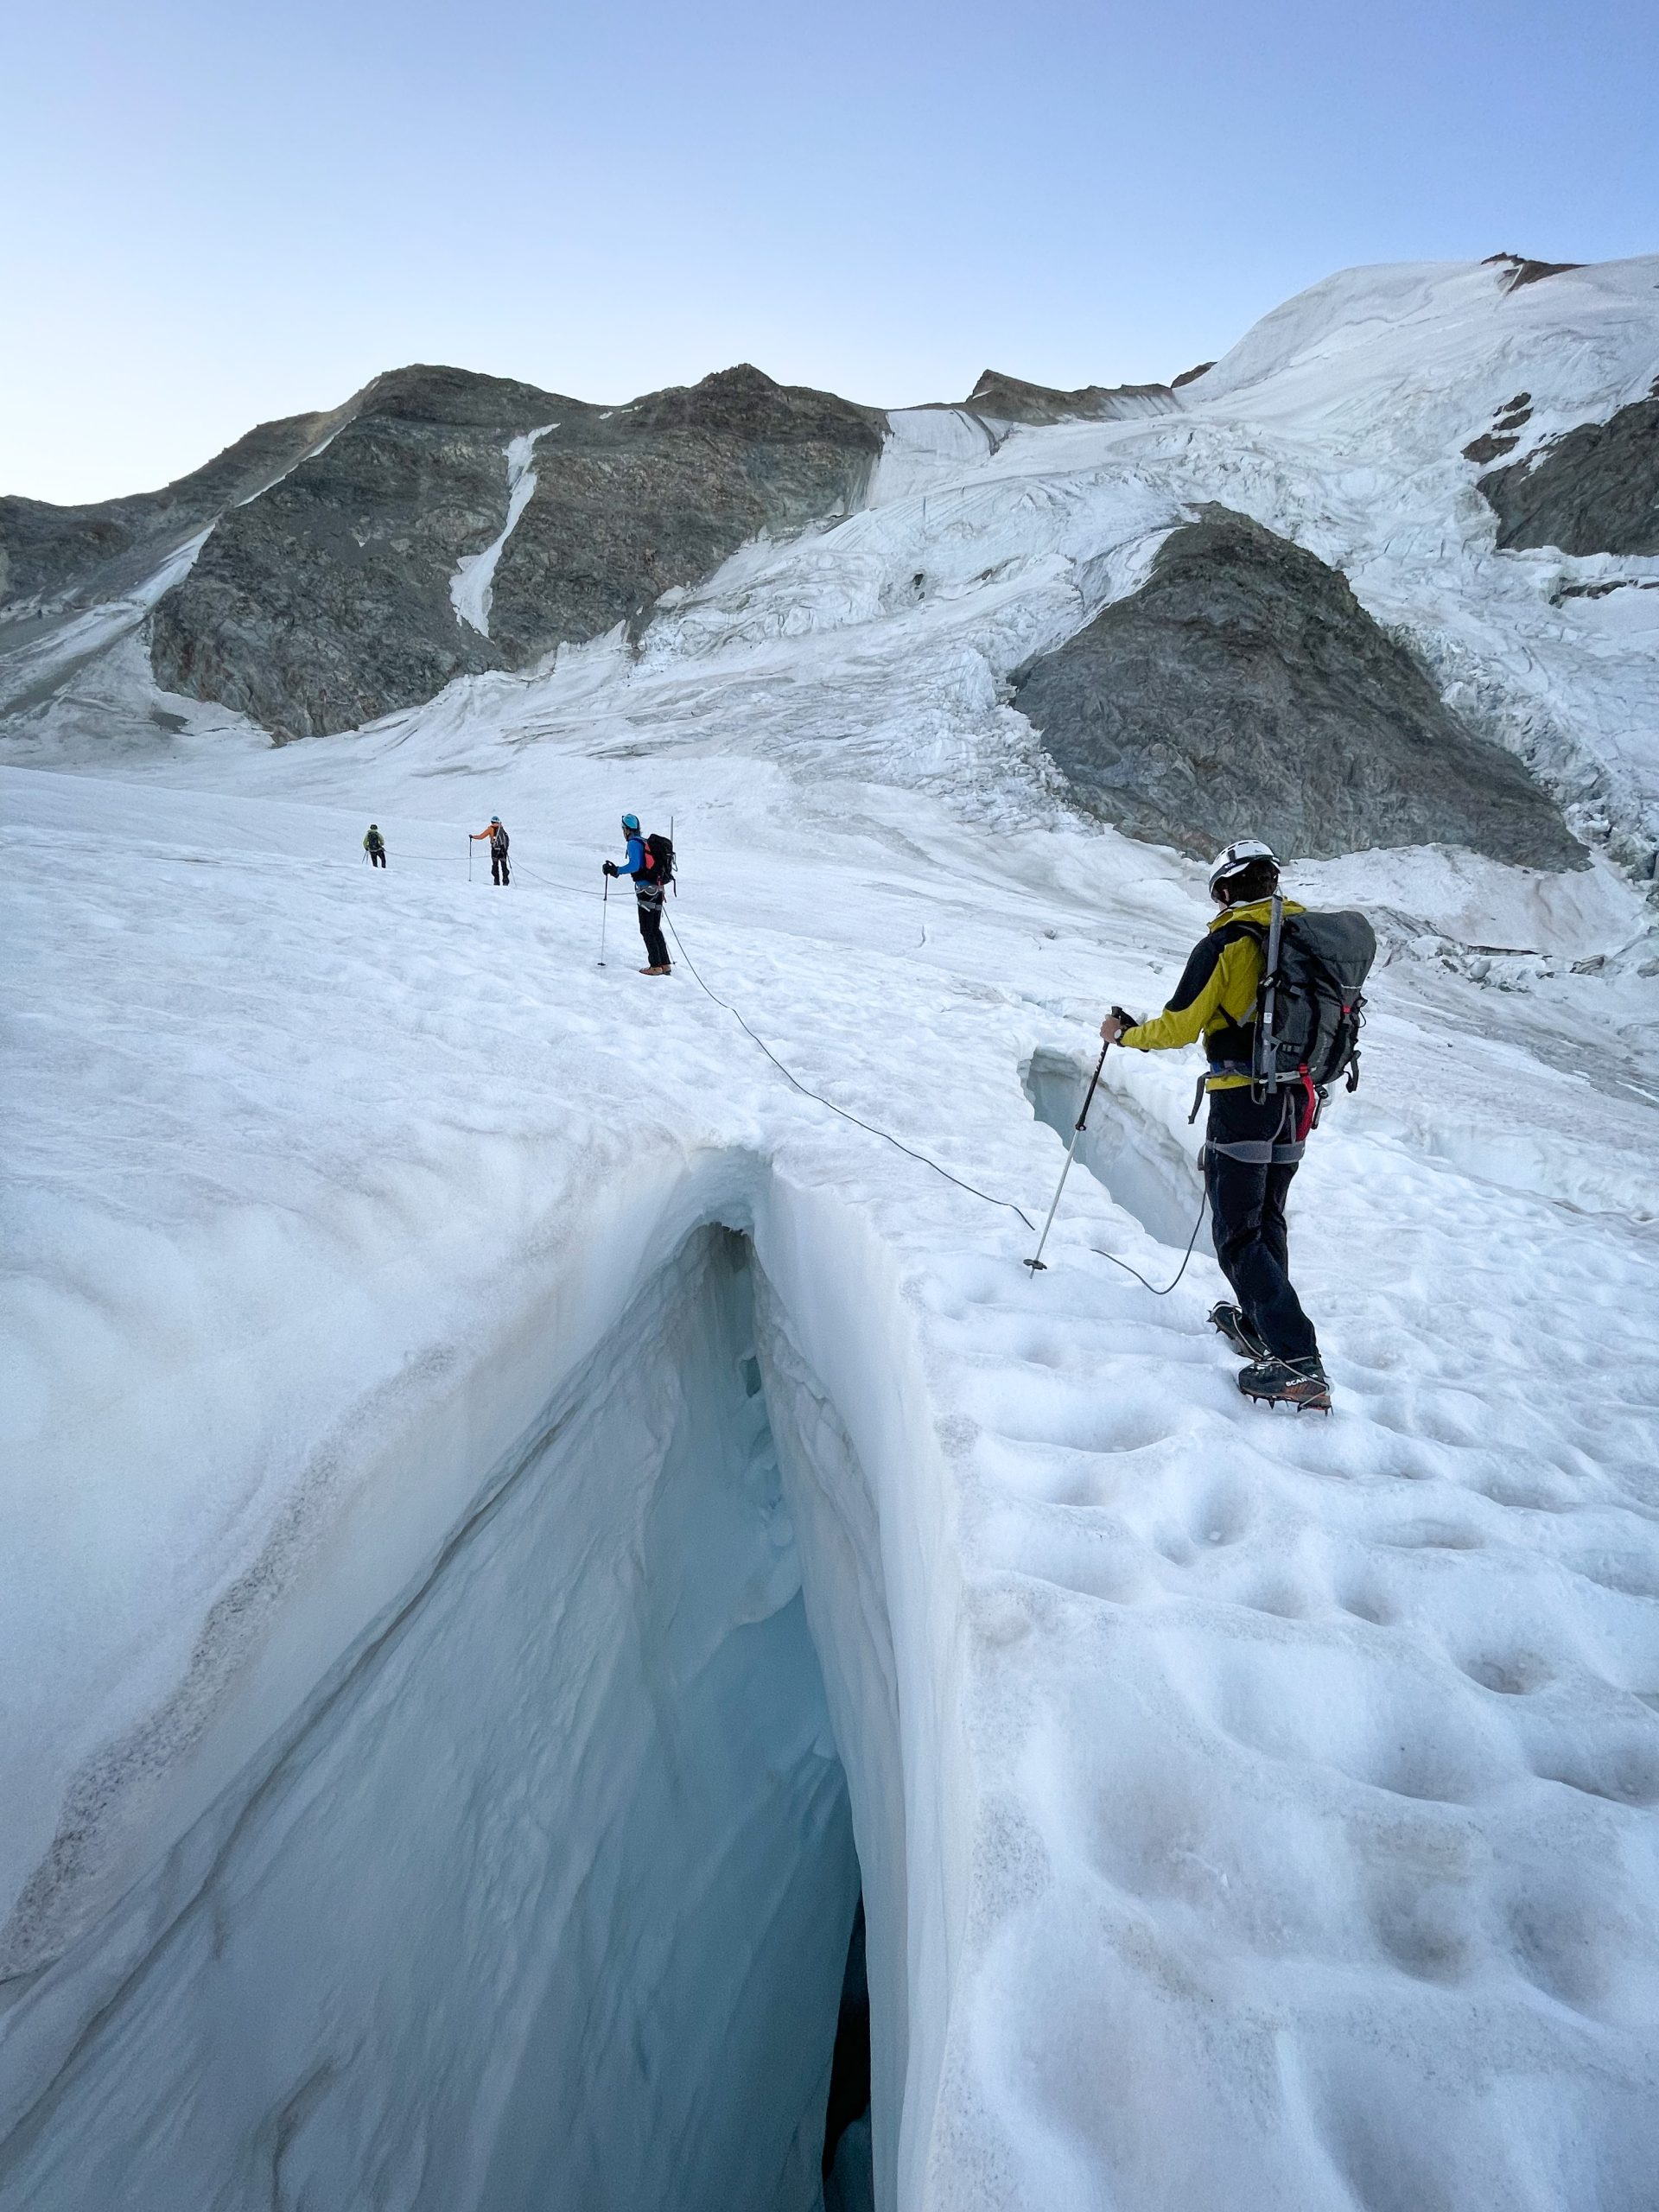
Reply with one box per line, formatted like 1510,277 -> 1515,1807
361,807 -> 674,979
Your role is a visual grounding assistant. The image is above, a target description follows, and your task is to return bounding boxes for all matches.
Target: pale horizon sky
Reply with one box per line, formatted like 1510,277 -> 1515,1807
5,0 -> 1656,505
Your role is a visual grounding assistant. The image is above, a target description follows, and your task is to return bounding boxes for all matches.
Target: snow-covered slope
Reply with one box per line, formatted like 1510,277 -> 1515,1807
3,259 -> 1658,2210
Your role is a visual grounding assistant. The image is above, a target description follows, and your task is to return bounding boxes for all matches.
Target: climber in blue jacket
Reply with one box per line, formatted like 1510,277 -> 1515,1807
602,813 -> 672,975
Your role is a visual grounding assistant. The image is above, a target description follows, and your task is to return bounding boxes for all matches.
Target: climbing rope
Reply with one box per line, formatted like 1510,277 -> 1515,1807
663,912 -> 1037,1232
1089,1182 -> 1210,1297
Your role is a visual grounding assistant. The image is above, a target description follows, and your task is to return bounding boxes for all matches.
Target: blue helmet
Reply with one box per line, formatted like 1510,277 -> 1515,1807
621,813 -> 640,833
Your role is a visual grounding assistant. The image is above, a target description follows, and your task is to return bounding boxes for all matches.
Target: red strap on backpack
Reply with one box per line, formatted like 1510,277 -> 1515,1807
1297,1067 -> 1318,1141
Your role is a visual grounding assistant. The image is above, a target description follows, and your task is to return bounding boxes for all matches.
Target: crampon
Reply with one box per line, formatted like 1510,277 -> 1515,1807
1237,1353 -> 1332,1414
1210,1300 -> 1269,1360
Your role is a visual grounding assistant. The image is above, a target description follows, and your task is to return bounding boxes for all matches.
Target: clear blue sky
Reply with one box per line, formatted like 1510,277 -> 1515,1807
5,0 -> 1656,503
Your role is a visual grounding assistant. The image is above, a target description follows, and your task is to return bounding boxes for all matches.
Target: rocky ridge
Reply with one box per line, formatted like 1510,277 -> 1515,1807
147,364 -> 883,741
957,369 -> 1177,426
0,410 -> 341,631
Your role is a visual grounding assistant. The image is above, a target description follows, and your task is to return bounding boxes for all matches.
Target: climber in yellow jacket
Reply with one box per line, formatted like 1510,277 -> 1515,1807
1099,840 -> 1330,1412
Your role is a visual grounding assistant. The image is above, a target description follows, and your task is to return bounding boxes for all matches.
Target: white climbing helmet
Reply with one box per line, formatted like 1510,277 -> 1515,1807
1208,838 -> 1279,896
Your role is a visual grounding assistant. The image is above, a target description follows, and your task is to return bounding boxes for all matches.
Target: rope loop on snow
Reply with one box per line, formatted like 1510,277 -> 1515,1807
1089,1184 -> 1210,1298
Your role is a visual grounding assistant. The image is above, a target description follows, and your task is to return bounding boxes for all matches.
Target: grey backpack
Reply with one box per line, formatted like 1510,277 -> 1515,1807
1247,895 -> 1376,1096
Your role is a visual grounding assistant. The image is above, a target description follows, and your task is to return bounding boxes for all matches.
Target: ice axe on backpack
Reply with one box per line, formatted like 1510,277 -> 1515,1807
1025,1010 -> 1134,1274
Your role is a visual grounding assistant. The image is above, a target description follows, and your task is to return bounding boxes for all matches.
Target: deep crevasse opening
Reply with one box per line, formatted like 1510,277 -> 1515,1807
1023,1044 -> 1211,1252
0,1226 -> 897,2212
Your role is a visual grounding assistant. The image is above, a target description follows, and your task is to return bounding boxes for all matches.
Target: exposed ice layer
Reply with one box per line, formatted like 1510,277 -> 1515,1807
869,411 -> 1004,505
449,423 -> 559,639
0,1228 -> 866,2211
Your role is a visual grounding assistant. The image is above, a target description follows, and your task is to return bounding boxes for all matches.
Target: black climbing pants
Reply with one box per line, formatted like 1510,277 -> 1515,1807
368,848 -> 386,868
492,852 -> 510,886
1205,1086 -> 1319,1363
636,891 -> 668,969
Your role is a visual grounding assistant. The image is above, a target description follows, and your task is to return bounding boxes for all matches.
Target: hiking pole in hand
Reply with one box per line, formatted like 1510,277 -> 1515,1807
598,875 -> 608,967
467,835 -> 473,885
1024,1010 -> 1131,1274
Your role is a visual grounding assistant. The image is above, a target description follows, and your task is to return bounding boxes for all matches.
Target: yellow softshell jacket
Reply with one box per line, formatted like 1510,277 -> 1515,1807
1119,898 -> 1305,1092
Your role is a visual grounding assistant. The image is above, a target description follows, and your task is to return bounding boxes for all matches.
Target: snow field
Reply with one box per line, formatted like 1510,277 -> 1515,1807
4,748 -> 1658,2207
927,1039 -> 1659,2205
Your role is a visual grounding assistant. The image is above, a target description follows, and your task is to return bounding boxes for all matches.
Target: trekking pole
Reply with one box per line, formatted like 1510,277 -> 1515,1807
467,836 -> 473,884
598,876 -> 609,967
1024,1014 -> 1128,1274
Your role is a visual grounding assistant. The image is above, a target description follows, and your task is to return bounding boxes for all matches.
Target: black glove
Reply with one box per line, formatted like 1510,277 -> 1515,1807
602,861 -> 618,877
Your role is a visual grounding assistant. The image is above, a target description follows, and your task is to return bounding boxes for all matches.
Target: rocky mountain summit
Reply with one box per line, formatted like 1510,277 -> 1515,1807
148,367 -> 558,741
148,364 -> 883,741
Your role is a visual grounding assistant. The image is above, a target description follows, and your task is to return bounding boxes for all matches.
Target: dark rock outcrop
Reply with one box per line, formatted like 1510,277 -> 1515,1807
1478,392 -> 1659,556
1462,431 -> 1519,465
1011,506 -> 1580,868
1171,362 -> 1215,390
1462,393 -> 1533,464
486,365 -> 884,664
150,367 -> 565,739
958,370 -> 1174,426
149,362 -> 884,741
0,412 -> 335,621
1484,252 -> 1585,293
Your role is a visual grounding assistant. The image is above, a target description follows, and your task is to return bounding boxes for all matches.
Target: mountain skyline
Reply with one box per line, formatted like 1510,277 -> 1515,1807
6,0 -> 1656,503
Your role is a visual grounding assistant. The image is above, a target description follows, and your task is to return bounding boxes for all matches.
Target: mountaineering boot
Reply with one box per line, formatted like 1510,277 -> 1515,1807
639,964 -> 672,976
1237,1353 -> 1332,1413
1210,1301 -> 1269,1360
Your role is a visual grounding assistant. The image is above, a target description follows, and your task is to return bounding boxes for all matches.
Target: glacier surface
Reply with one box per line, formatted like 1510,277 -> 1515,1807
3,257 -> 1659,2209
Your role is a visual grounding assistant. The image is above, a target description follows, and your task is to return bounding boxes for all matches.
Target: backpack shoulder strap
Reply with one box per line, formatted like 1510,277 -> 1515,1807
1212,918 -> 1264,949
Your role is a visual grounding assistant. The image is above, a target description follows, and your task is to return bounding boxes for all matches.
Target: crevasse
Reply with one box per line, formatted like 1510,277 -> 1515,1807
0,1177 -> 952,2212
